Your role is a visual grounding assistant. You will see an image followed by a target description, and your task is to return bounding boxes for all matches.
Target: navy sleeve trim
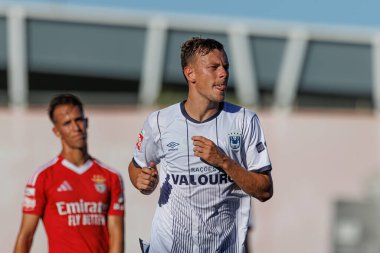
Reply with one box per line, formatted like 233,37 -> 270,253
254,165 -> 272,173
132,158 -> 142,169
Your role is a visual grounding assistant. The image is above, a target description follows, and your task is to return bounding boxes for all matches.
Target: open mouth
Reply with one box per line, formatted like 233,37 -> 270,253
214,85 -> 226,92
74,134 -> 86,140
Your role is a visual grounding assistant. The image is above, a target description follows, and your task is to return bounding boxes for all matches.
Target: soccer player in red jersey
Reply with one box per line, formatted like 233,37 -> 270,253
13,94 -> 125,253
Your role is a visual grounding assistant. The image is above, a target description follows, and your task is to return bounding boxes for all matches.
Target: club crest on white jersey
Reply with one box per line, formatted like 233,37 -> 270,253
228,131 -> 242,151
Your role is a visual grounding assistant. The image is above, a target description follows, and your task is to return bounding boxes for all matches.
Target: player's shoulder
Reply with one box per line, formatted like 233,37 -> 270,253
27,156 -> 61,186
223,102 -> 257,119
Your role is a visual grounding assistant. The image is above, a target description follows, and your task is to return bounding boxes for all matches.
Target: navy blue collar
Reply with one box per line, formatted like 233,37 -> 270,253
180,100 -> 224,124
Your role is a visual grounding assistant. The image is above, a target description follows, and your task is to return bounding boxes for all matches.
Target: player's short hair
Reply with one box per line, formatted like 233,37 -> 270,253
180,37 -> 225,69
48,94 -> 84,123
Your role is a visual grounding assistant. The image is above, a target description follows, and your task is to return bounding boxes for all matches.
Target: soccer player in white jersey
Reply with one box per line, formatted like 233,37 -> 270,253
129,37 -> 273,253
14,94 -> 125,253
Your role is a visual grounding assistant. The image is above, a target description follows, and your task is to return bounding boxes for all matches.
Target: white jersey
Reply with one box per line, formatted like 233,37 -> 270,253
133,101 -> 272,253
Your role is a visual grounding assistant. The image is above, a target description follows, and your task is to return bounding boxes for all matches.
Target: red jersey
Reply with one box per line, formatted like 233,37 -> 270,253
22,156 -> 125,253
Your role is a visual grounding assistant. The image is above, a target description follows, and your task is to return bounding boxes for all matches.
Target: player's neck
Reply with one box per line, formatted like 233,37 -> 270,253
60,147 -> 90,167
184,97 -> 220,122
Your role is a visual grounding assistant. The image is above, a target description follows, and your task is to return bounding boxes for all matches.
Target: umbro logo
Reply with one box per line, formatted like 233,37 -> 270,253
57,181 -> 73,192
167,142 -> 179,148
167,142 -> 180,151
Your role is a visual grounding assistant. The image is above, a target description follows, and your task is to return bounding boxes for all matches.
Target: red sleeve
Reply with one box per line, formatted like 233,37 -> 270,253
22,173 -> 46,216
108,173 -> 125,216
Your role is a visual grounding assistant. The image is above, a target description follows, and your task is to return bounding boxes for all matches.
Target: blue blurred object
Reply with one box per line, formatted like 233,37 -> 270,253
139,238 -> 150,253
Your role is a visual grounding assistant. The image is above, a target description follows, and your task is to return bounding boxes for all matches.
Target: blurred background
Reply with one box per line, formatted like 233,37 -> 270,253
1,0 -> 380,252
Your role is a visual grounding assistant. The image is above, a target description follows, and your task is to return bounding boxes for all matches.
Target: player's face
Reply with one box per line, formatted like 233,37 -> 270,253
52,104 -> 87,150
189,49 -> 229,103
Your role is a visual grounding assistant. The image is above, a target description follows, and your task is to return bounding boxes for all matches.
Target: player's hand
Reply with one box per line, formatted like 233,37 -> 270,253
192,136 -> 227,168
136,162 -> 159,195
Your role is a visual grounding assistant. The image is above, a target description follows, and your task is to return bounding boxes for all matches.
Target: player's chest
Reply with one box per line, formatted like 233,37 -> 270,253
160,120 -> 243,157
45,172 -> 110,203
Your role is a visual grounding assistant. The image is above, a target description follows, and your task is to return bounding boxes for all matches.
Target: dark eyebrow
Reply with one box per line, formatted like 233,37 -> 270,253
63,119 -> 72,125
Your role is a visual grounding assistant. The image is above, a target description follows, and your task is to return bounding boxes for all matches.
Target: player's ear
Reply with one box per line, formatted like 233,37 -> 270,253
184,66 -> 195,83
84,118 -> 89,129
52,127 -> 61,138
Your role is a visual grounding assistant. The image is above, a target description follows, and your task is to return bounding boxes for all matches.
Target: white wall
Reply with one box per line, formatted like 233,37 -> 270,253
1,107 -> 380,253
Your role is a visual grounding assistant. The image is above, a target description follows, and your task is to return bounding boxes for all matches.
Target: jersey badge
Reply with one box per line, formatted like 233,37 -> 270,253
23,196 -> 36,210
25,187 -> 35,196
92,175 -> 107,193
256,142 -> 265,153
228,132 -> 242,151
136,129 -> 145,152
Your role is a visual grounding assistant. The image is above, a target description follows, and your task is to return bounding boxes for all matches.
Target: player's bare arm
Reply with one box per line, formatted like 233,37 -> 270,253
107,215 -> 124,253
128,161 -> 159,195
13,214 -> 40,253
192,135 -> 273,202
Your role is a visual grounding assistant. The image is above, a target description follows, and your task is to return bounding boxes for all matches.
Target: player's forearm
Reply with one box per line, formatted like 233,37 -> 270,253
108,235 -> 123,253
13,235 -> 33,253
128,161 -> 141,190
14,214 -> 39,253
108,216 -> 124,253
220,156 -> 273,201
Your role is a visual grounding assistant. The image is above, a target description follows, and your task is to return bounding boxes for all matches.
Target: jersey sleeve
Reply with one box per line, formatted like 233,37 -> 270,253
22,173 -> 46,216
108,172 -> 125,216
243,114 -> 272,172
133,112 -> 161,168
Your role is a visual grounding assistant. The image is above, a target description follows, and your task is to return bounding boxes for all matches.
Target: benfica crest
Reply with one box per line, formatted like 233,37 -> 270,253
228,132 -> 241,151
92,175 -> 107,193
